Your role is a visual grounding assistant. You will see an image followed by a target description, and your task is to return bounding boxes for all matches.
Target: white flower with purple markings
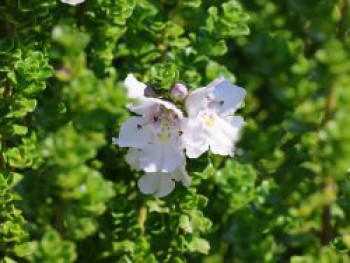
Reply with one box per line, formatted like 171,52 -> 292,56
183,77 -> 246,158
113,74 -> 246,197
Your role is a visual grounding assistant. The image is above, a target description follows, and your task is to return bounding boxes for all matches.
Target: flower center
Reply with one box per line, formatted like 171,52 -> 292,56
157,132 -> 171,143
204,114 -> 215,127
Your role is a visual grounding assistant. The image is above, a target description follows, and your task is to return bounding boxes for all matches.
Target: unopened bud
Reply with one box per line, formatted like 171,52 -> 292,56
170,83 -> 188,100
144,85 -> 157,97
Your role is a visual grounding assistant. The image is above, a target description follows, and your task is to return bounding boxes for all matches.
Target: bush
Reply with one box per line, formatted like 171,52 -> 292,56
0,0 -> 350,262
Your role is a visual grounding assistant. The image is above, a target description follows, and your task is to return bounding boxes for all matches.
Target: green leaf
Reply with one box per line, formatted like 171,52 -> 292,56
185,237 -> 210,255
148,63 -> 179,90
5,98 -> 37,119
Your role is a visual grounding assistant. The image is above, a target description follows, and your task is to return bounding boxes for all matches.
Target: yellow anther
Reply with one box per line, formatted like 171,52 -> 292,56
157,133 -> 171,143
204,115 -> 215,127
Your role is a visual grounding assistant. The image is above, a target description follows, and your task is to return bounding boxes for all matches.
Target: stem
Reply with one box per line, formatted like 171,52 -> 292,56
5,21 -> 15,37
319,78 -> 335,246
0,135 -> 4,169
138,206 -> 147,234
336,0 -> 349,41
321,179 -> 333,245
3,84 -> 12,98
320,0 -> 348,246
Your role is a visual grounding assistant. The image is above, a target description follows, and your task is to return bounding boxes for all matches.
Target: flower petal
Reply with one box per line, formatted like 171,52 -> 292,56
207,114 -> 243,156
61,0 -> 85,5
138,173 -> 159,194
181,118 -> 208,158
185,86 -> 213,117
225,115 -> 245,128
126,98 -> 157,115
156,175 -> 176,197
172,165 -> 191,187
128,97 -> 183,118
137,173 -> 175,197
117,117 -> 153,148
211,78 -> 246,115
139,136 -> 184,172
124,74 -> 147,99
125,148 -> 141,170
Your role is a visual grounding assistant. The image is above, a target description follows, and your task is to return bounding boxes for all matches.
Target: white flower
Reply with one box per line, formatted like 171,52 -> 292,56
137,165 -> 190,197
182,77 -> 246,158
115,96 -> 185,173
61,0 -> 85,5
113,74 -> 246,197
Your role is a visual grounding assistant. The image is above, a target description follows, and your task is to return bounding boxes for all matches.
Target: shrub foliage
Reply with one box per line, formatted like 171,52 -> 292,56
0,0 -> 350,262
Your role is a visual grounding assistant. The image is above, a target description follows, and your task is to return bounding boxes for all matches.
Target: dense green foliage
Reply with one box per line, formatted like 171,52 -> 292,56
0,0 -> 350,262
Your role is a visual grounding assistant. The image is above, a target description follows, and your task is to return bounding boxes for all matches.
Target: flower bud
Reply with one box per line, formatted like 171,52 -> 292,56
144,85 -> 157,97
170,83 -> 188,100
